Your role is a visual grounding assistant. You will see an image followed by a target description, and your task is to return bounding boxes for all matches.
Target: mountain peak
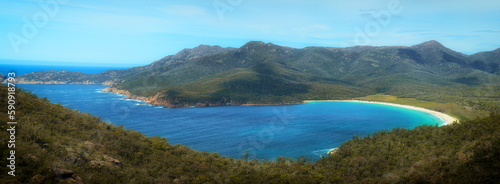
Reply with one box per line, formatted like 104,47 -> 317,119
241,41 -> 266,48
241,41 -> 279,49
192,44 -> 222,50
412,40 -> 446,49
173,44 -> 236,60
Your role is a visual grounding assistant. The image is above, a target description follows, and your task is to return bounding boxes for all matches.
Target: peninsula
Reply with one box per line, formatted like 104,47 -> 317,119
16,41 -> 500,117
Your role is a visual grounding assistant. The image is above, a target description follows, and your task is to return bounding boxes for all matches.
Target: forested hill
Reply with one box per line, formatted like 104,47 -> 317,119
17,41 -> 500,110
1,83 -> 499,183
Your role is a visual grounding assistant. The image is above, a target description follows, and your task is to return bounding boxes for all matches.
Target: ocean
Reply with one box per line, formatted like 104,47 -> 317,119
0,64 -> 129,76
16,84 -> 444,161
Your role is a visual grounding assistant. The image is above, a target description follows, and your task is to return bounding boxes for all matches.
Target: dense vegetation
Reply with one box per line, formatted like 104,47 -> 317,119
109,41 -> 500,110
354,94 -> 493,120
17,41 -> 500,112
319,114 -> 500,183
1,85 -> 499,183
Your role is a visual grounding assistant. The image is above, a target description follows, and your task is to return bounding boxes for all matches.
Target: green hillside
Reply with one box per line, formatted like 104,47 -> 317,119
111,41 -> 500,111
17,41 -> 500,112
469,48 -> 500,74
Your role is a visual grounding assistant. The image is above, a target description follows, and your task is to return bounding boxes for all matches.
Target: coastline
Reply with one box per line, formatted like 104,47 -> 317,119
16,84 -> 461,125
304,100 -> 459,126
13,80 -> 116,85
101,87 -> 460,126
100,87 -> 307,108
241,102 -> 306,106
20,84 -> 461,157
327,148 -> 338,155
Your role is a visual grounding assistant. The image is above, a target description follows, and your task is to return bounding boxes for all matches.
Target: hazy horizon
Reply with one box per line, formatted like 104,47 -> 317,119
2,39 -> 499,68
1,0 -> 499,66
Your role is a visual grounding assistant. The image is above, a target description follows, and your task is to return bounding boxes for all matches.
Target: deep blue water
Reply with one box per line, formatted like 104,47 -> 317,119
0,64 -> 129,75
17,84 -> 444,161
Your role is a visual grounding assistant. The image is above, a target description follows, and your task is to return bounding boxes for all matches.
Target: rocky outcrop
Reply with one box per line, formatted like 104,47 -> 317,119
53,168 -> 74,179
0,73 -> 6,82
102,87 -> 222,108
102,80 -> 117,85
101,87 -> 132,96
52,168 -> 84,183
32,174 -> 46,183
327,148 -> 338,155
90,155 -> 122,169
101,87 -> 177,107
100,87 -> 304,108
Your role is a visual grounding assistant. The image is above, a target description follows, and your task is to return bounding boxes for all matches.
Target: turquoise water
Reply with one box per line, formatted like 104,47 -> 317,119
17,84 -> 443,161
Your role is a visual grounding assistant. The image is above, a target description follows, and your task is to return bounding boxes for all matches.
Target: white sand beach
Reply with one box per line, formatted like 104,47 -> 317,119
304,100 -> 459,126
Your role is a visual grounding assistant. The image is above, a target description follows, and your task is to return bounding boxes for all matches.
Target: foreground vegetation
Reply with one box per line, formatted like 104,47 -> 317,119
1,85 -> 499,183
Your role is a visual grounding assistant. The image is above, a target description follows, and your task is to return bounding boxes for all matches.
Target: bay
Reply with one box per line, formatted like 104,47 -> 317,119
17,84 -> 443,161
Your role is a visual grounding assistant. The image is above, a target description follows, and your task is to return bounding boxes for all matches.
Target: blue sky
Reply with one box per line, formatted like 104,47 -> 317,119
1,0 -> 499,67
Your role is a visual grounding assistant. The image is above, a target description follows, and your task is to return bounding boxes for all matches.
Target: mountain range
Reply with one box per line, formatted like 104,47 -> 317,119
16,40 -> 500,108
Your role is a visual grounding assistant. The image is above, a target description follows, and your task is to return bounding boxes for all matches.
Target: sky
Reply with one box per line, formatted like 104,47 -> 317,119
0,0 -> 499,67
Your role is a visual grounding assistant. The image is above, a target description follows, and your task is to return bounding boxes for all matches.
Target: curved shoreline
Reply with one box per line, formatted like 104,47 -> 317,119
98,86 -> 459,125
304,100 -> 459,126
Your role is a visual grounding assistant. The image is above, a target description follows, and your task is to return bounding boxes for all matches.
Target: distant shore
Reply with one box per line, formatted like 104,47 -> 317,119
101,87 -> 459,126
100,87 -> 309,108
15,84 -> 462,125
304,100 -> 459,126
